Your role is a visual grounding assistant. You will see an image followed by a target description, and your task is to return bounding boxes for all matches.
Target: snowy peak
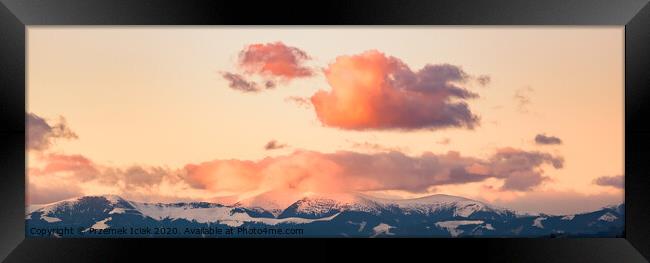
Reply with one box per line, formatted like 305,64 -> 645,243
235,189 -> 311,216
33,195 -> 132,214
279,196 -> 351,219
271,193 -> 512,219
28,195 -> 137,223
293,197 -> 345,214
359,194 -> 512,218
598,212 -> 618,222
275,192 -> 346,217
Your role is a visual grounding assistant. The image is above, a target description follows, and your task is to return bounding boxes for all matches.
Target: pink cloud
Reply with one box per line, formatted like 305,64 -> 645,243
28,145 -> 562,203
183,151 -> 348,194
29,153 -> 176,192
311,50 -> 480,131
184,159 -> 262,192
31,153 -> 99,181
182,148 -> 562,194
238,42 -> 313,80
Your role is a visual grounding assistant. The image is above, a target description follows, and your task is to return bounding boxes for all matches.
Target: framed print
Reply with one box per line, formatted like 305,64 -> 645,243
1,0 -> 649,262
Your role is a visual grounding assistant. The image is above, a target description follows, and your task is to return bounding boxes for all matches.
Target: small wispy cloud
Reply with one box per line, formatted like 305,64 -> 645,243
593,175 -> 623,189
476,75 -> 491,87
264,140 -> 288,150
534,133 -> 562,145
221,72 -> 276,93
514,87 -> 534,113
348,141 -> 406,152
284,96 -> 312,109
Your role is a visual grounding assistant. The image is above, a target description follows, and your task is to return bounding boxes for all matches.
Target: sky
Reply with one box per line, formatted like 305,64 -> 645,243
26,27 -> 624,214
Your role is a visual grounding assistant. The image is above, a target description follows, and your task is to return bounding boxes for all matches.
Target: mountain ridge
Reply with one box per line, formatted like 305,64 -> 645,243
26,194 -> 624,238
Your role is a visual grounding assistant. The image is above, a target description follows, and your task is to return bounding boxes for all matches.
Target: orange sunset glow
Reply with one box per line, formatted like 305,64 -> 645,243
27,27 -> 623,215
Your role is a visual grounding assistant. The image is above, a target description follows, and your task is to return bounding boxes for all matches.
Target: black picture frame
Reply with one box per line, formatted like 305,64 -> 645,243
1,0 -> 649,262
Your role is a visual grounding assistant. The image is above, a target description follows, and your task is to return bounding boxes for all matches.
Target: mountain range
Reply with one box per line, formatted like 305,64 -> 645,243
25,193 -> 624,238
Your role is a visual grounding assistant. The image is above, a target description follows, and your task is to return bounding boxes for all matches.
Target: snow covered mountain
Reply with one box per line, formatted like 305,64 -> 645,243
25,194 -> 624,238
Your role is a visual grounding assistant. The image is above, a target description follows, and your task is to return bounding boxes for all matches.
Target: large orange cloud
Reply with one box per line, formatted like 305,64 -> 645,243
311,50 -> 480,130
